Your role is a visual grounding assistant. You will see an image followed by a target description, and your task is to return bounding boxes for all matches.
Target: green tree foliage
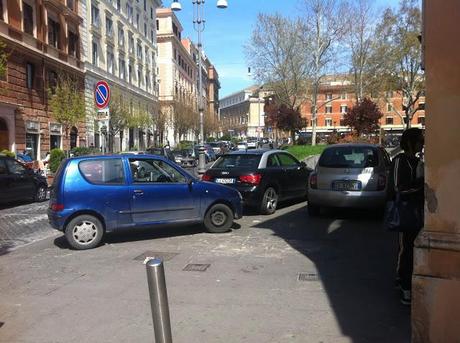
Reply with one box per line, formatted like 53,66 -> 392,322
343,97 -> 383,136
48,76 -> 85,138
49,148 -> 65,173
0,39 -> 7,79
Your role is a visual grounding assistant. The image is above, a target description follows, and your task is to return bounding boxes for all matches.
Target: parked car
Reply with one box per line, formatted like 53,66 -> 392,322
171,150 -> 184,164
146,147 -> 175,162
307,144 -> 391,216
194,145 -> 216,162
237,142 -> 248,151
178,149 -> 197,168
202,150 -> 312,214
48,154 -> 243,250
208,142 -> 221,154
247,138 -> 259,149
0,156 -> 48,203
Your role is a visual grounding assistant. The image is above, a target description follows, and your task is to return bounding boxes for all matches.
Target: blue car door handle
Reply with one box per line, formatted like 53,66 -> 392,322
134,189 -> 144,195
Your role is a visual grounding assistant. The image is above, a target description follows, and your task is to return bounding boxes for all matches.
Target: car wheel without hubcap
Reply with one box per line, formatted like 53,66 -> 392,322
65,215 -> 103,250
204,203 -> 233,233
34,185 -> 47,202
261,187 -> 278,215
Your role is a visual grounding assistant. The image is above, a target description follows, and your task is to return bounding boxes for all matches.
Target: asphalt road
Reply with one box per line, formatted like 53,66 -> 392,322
0,198 -> 410,342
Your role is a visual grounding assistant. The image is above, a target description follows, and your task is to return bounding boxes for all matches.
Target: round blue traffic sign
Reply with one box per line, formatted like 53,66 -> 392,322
94,80 -> 110,109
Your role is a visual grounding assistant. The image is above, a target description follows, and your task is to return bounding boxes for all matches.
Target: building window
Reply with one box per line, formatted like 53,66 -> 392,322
150,30 -> 154,42
0,1 -> 4,22
386,117 -> 394,125
325,105 -> 332,114
126,4 -> 133,24
128,64 -> 133,83
135,12 -> 139,29
340,105 -> 348,114
144,23 -> 147,36
48,70 -> 58,93
156,19 -> 159,30
137,43 -> 142,61
340,93 -> 347,100
145,74 -> 150,91
119,58 -> 126,80
23,1 -> 34,35
106,17 -> 113,37
68,30 -> 78,57
325,118 -> 332,127
118,25 -> 124,46
128,33 -> 134,54
138,68 -> 142,87
92,41 -> 98,66
26,63 -> 34,89
67,0 -> 74,11
326,93 -> 333,101
387,103 -> 393,112
151,7 -> 153,19
116,0 -> 120,10
144,0 -> 147,11
107,51 -> 114,74
418,116 -> 425,126
91,4 -> 100,27
48,17 -> 60,48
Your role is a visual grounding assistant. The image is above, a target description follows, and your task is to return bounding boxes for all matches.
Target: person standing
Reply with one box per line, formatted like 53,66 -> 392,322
390,128 -> 425,305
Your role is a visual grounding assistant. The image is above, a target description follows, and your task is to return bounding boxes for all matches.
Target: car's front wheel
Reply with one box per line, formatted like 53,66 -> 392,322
204,203 -> 233,233
260,187 -> 278,215
65,215 -> 104,250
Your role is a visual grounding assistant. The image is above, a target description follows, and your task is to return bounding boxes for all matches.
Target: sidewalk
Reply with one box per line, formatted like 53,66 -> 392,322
0,202 -> 410,342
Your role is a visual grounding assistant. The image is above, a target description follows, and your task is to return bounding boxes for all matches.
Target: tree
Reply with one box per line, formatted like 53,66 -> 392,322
343,0 -> 380,102
245,13 -> 310,110
0,39 -> 7,80
373,0 -> 424,128
299,0 -> 347,145
343,97 -> 383,136
108,90 -> 130,152
265,100 -> 305,142
48,75 -> 85,148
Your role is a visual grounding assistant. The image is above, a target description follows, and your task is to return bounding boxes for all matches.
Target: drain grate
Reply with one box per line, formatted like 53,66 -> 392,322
298,272 -> 320,281
134,251 -> 179,262
183,263 -> 210,272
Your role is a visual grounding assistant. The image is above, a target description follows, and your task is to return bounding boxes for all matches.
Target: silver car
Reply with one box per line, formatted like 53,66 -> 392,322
307,144 -> 391,216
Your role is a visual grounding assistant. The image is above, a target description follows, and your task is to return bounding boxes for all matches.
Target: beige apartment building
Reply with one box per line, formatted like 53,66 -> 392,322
83,0 -> 161,151
219,86 -> 266,139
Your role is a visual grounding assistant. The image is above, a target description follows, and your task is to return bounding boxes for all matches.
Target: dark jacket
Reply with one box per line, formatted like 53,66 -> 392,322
389,153 -> 424,206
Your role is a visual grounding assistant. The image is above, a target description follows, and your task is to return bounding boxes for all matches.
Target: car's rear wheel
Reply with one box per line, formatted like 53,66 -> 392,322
65,215 -> 104,250
34,184 -> 47,202
204,203 -> 233,233
308,203 -> 321,217
260,187 -> 278,215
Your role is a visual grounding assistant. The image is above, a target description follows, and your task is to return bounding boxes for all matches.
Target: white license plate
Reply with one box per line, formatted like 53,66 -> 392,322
215,178 -> 235,184
333,180 -> 361,191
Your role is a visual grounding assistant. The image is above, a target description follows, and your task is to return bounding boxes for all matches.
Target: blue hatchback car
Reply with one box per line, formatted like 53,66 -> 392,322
48,154 -> 243,250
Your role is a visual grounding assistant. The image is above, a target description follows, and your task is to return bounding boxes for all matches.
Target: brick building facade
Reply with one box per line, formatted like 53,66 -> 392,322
0,0 -> 85,160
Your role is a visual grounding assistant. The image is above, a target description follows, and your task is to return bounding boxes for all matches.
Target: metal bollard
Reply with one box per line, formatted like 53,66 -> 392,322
145,258 -> 173,343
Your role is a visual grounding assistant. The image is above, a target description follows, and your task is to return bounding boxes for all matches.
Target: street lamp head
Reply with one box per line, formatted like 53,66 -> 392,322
171,0 -> 182,11
216,0 -> 228,9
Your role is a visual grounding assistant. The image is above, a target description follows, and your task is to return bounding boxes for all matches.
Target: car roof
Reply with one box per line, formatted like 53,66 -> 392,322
324,143 -> 380,149
68,154 -> 170,162
225,149 -> 283,156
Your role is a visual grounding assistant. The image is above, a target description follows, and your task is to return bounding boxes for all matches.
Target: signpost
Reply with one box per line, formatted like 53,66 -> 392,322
94,81 -> 111,153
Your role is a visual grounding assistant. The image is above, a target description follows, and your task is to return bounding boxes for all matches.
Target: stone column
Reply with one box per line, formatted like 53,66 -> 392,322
412,0 -> 460,342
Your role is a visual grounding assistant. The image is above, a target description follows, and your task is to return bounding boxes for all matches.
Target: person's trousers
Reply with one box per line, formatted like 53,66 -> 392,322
397,230 -> 420,291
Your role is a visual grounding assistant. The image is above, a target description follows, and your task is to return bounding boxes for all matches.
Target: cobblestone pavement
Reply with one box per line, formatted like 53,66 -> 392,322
0,200 -> 57,255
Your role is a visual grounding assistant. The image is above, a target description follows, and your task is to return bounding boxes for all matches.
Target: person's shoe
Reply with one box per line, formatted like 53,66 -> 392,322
400,289 -> 411,305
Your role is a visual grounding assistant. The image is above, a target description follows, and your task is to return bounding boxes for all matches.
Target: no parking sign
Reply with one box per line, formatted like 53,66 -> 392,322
94,80 -> 110,109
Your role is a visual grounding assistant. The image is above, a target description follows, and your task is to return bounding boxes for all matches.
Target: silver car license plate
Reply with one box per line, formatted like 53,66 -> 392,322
215,178 -> 235,184
333,180 -> 361,191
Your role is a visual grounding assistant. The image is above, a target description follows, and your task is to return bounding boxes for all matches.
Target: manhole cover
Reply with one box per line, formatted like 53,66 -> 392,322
134,251 -> 178,262
298,273 -> 320,281
183,263 -> 210,272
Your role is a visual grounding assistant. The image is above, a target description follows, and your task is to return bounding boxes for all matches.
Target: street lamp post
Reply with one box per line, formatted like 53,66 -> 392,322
171,0 -> 228,174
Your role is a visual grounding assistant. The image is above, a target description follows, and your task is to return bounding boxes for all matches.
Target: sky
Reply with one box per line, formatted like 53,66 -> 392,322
171,0 -> 401,98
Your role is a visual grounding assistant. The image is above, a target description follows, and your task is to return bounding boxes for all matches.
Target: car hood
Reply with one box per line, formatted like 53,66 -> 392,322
197,179 -> 240,197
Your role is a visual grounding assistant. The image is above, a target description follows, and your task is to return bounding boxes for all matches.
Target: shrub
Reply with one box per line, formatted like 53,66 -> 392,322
0,149 -> 15,158
178,141 -> 194,150
49,148 -> 65,173
326,132 -> 339,145
71,146 -> 98,156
